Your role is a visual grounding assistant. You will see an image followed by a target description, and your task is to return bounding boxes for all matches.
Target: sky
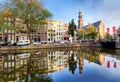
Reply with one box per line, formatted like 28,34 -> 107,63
0,0 -> 120,29
40,0 -> 120,29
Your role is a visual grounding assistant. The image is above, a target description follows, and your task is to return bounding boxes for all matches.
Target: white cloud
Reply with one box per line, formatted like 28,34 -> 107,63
97,0 -> 120,28
42,0 -> 120,28
83,0 -> 120,28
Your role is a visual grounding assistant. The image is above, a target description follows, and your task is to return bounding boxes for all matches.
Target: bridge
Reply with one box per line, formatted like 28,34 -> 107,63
100,41 -> 120,49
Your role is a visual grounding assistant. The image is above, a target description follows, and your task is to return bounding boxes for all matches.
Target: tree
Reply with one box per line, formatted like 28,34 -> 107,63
117,26 -> 120,37
105,33 -> 113,40
117,26 -> 120,42
4,0 -> 52,44
87,25 -> 98,41
68,53 -> 77,75
0,9 -> 14,42
68,19 -> 77,37
77,29 -> 87,40
0,1 -> 19,41
77,30 -> 83,40
0,9 -> 13,31
77,25 -> 98,41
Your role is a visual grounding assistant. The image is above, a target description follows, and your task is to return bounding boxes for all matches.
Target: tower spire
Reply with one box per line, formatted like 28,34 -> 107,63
78,10 -> 83,29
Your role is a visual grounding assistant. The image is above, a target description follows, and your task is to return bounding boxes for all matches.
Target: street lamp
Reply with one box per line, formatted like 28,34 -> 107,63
74,30 -> 77,42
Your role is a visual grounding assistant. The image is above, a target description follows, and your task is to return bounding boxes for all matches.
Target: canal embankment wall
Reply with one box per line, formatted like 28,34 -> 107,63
0,42 -> 102,51
116,42 -> 120,49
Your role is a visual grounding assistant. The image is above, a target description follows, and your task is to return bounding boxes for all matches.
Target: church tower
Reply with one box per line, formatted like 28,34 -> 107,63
79,56 -> 84,75
78,11 -> 83,29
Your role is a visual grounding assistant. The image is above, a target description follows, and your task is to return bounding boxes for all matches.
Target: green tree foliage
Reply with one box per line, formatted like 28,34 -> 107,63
68,53 -> 77,75
2,0 -> 52,44
87,52 -> 98,62
68,19 -> 77,37
77,29 -> 87,40
77,30 -> 83,39
105,33 -> 113,40
77,25 -> 98,41
0,9 -> 13,32
117,26 -> 120,38
87,25 -> 98,40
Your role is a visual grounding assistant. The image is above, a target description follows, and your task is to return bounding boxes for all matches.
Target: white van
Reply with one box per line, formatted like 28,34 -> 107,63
17,53 -> 30,58
16,40 -> 30,46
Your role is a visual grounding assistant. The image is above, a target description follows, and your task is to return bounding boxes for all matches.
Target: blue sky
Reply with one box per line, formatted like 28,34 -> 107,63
41,0 -> 120,28
0,0 -> 120,28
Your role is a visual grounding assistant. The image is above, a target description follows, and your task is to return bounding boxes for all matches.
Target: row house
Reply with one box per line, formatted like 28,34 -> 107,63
32,24 -> 47,42
46,20 -> 68,42
0,19 -> 68,43
0,17 -> 29,43
31,20 -> 68,43
47,51 -> 69,71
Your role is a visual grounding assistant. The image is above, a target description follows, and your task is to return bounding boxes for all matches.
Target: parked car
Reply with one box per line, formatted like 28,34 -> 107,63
33,42 -> 41,45
16,40 -> 30,46
0,41 -> 12,46
47,41 -> 54,44
60,40 -> 70,44
0,42 -> 3,45
41,41 -> 47,44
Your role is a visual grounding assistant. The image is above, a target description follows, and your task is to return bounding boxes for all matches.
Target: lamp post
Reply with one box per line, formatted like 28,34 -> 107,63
74,30 -> 77,42
83,29 -> 84,41
82,28 -> 85,41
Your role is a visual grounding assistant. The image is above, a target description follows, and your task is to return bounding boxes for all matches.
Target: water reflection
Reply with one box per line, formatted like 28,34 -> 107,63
0,52 -> 52,82
79,54 -> 84,75
68,52 -> 77,74
0,50 -> 120,82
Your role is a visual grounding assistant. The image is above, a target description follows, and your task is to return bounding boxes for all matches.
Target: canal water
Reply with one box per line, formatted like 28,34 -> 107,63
0,49 -> 120,82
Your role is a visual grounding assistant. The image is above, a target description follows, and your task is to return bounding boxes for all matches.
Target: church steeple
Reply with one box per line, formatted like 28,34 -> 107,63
78,11 -> 83,29
79,56 -> 84,75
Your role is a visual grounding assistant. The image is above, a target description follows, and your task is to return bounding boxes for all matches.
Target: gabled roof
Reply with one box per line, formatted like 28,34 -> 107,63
95,59 -> 101,65
92,20 -> 102,27
84,20 -> 102,28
